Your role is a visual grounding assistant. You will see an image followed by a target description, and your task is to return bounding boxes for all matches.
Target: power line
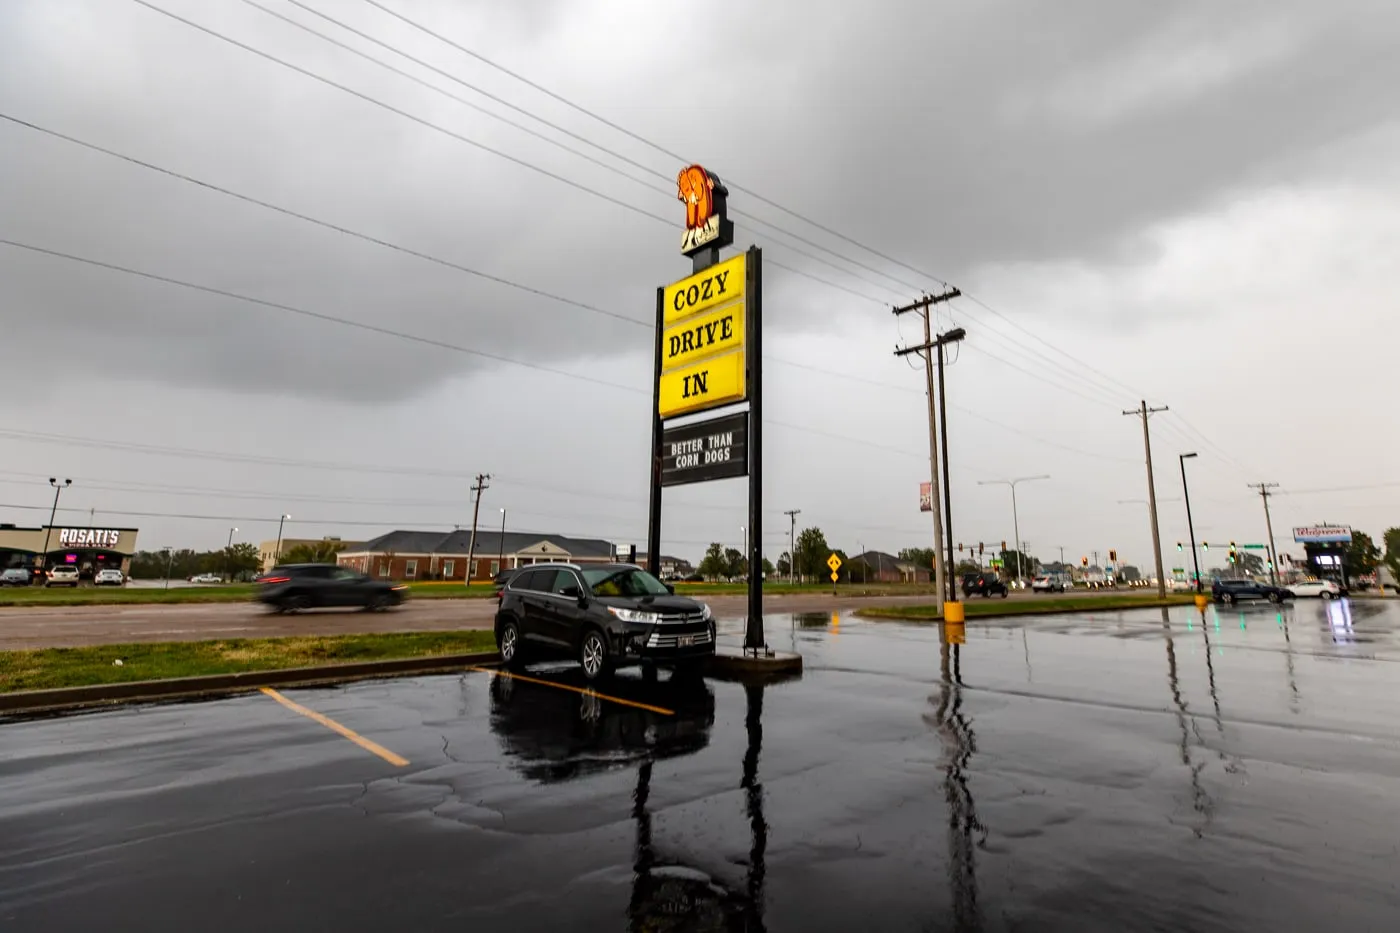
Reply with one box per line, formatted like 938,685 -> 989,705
259,0 -> 918,301
0,112 -> 651,329
358,0 -> 954,290
0,237 -> 642,393
127,0 -> 909,304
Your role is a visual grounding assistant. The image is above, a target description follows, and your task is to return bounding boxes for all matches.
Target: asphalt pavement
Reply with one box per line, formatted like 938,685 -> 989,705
5,598 -> 1400,930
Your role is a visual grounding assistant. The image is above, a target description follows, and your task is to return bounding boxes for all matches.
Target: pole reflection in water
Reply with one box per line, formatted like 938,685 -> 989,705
1278,610 -> 1300,713
1196,608 -> 1224,736
1160,608 -> 1213,835
925,622 -> 985,932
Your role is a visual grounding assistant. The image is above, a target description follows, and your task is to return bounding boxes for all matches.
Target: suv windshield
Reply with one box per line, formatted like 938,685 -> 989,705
582,567 -> 670,598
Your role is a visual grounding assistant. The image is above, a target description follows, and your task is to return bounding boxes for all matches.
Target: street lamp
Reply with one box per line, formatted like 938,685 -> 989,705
226,526 -> 238,582
163,546 -> 174,592
37,478 -> 72,578
498,508 -> 507,576
274,514 -> 291,565
1179,453 -> 1202,593
977,475 -> 1048,585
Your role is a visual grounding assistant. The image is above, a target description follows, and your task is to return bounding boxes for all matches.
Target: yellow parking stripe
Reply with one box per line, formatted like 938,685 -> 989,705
260,687 -> 409,767
468,666 -> 674,716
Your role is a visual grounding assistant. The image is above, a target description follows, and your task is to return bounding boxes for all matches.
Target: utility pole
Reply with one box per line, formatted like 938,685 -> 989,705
466,473 -> 490,586
935,329 -> 966,604
893,288 -> 962,609
1123,401 -> 1169,598
783,509 -> 800,583
1248,483 -> 1281,585
1057,545 -> 1065,568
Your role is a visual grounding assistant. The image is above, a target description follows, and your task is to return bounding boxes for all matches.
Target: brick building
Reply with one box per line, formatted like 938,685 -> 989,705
336,529 -> 617,582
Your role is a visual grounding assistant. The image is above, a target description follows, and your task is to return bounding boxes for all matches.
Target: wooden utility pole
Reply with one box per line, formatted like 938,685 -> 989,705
893,288 -> 961,607
1123,401 -> 1168,598
1248,483 -> 1281,585
783,509 -> 801,583
465,473 -> 490,586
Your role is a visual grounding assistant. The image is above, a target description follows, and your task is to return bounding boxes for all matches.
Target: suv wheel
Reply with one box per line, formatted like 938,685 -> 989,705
1220,592 -> 1234,605
498,620 -> 524,668
580,628 -> 611,682
1320,590 -> 1335,600
998,588 -> 1009,599
281,594 -> 311,613
1268,591 -> 1282,604
363,593 -> 388,612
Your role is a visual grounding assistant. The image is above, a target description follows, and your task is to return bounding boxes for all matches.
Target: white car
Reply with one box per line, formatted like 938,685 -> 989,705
1287,579 -> 1343,600
190,573 -> 223,584
44,566 -> 80,587
1031,575 -> 1067,593
95,568 -> 126,586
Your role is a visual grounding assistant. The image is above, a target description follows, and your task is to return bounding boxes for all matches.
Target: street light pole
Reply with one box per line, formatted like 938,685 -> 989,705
275,514 -> 290,566
38,478 -> 72,578
163,547 -> 174,592
227,526 -> 238,582
1179,454 -> 1202,593
978,475 -> 1048,585
498,508 -> 507,577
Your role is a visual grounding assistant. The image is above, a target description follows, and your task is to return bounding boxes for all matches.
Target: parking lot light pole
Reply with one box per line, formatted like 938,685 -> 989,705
1180,453 -> 1202,593
226,527 -> 238,582
38,478 -> 72,576
978,475 -> 1048,585
498,508 -> 506,577
275,514 -> 290,564
163,547 -> 174,592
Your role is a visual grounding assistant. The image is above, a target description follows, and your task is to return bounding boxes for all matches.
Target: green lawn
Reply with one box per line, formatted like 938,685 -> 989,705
856,593 -> 1197,621
0,630 -> 498,693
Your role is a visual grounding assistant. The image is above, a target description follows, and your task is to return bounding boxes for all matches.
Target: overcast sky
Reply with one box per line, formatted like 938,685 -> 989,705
2,0 -> 1398,571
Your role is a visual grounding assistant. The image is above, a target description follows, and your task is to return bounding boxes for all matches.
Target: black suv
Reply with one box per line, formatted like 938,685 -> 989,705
255,563 -> 407,612
495,563 -> 715,681
962,572 -> 1009,598
1212,578 -> 1291,605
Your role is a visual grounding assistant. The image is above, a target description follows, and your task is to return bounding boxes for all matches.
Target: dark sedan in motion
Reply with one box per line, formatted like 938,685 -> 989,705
254,563 -> 407,612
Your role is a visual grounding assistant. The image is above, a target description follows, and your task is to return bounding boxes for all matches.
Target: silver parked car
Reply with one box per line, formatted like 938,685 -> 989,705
0,567 -> 32,587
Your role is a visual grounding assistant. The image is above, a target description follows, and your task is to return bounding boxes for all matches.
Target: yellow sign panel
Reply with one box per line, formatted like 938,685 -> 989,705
662,301 -> 744,374
830,571 -> 839,582
658,350 -> 745,419
662,253 -> 746,326
827,553 -> 842,571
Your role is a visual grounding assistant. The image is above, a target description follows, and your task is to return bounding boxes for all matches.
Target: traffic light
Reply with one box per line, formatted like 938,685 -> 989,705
1229,541 -> 1237,556
1177,542 -> 1183,551
1203,541 -> 1209,551
1109,549 -> 1117,563
978,542 -> 984,555
1001,540 -> 1007,553
958,543 -> 963,553
1081,556 -> 1089,567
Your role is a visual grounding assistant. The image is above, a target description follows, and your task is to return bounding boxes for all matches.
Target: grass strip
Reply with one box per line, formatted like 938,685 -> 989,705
0,630 -> 497,693
855,593 -> 1197,621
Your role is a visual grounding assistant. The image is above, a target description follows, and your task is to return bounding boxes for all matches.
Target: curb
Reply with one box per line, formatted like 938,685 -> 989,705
707,649 -> 803,684
854,598 -> 1195,623
0,651 -> 500,716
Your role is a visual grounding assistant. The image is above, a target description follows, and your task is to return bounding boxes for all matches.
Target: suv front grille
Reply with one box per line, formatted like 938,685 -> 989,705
646,628 -> 713,649
657,611 -> 707,624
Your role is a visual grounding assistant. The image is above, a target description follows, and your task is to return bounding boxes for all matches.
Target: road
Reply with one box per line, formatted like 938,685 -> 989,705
0,591 -> 951,650
4,598 -> 1399,930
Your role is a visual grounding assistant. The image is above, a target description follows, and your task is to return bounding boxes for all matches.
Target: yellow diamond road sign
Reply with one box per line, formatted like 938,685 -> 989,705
827,553 -> 842,572
830,570 -> 839,582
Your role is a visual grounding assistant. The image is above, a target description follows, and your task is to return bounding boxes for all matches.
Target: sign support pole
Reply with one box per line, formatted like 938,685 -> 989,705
744,246 -> 765,654
647,287 -> 664,578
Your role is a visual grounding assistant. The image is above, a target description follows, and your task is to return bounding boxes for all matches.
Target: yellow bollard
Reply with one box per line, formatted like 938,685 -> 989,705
942,620 -> 967,645
943,600 -> 965,623
1194,593 -> 1210,611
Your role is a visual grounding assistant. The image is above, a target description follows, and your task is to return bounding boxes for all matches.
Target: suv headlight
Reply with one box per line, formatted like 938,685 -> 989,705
608,606 -> 660,624
701,604 -> 712,621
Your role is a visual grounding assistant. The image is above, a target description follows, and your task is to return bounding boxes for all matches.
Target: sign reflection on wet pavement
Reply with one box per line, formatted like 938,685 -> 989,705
5,600 -> 1400,931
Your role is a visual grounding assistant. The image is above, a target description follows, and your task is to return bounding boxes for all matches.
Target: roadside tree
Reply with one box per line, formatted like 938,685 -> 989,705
1382,528 -> 1400,584
793,527 -> 830,581
723,548 -> 746,580
281,540 -> 347,565
698,542 -> 727,580
1344,532 -> 1381,578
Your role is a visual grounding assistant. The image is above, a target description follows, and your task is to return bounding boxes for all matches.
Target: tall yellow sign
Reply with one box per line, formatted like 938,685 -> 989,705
658,252 -> 748,420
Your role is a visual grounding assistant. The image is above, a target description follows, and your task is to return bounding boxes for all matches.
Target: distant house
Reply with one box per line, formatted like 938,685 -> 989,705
336,529 -> 617,582
636,553 -> 696,579
847,550 -> 930,584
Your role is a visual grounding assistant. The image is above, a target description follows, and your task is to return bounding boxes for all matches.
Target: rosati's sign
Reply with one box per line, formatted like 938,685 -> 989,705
661,411 -> 748,487
658,252 -> 748,420
58,528 -> 121,547
1293,525 -> 1353,543
677,164 -> 734,257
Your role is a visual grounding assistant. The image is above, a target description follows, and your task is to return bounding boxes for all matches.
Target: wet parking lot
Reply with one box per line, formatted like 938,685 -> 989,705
4,599 -> 1400,931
